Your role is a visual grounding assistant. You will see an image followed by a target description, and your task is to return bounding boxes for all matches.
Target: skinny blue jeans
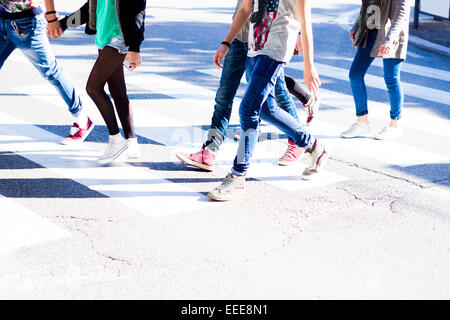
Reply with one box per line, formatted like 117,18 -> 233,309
0,14 -> 83,115
232,55 -> 312,175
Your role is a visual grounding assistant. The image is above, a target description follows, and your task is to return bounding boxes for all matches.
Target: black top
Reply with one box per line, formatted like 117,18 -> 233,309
59,0 -> 146,52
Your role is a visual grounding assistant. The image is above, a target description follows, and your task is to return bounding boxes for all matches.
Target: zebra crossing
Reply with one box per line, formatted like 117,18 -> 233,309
1,38 -> 449,257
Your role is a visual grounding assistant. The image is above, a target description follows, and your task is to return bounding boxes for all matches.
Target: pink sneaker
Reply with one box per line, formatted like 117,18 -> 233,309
61,117 -> 95,145
175,145 -> 216,171
278,140 -> 305,166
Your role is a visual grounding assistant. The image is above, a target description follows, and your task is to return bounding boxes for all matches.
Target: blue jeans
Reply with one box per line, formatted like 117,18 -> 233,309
349,30 -> 404,120
206,39 -> 299,152
0,14 -> 82,115
232,55 -> 312,175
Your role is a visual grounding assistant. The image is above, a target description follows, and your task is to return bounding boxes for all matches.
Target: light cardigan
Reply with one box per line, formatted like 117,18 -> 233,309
352,0 -> 411,60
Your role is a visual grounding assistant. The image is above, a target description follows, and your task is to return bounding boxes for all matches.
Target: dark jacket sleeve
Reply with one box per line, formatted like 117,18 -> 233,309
118,0 -> 146,52
59,1 -> 95,35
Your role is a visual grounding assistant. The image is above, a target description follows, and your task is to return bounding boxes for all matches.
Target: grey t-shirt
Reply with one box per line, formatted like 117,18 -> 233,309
248,0 -> 300,63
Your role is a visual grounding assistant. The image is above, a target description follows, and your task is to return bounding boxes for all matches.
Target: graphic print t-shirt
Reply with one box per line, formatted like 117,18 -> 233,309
0,0 -> 42,13
248,0 -> 300,63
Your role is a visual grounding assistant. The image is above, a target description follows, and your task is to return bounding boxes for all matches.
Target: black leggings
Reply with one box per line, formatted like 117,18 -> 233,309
284,75 -> 311,105
86,46 -> 136,139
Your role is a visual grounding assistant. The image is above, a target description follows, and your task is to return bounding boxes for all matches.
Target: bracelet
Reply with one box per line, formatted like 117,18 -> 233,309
221,41 -> 231,48
45,11 -> 57,15
47,18 -> 58,23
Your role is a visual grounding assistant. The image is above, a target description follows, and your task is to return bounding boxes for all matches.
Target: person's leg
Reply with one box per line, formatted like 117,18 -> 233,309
107,63 -> 135,139
12,15 -> 83,116
176,39 -> 248,171
342,30 -> 377,138
231,55 -> 285,176
383,58 -> 404,124
208,56 -> 327,200
86,47 -> 126,136
0,19 -> 17,69
205,39 -> 248,152
86,47 -> 130,164
284,75 -> 310,105
373,58 -> 404,140
8,15 -> 93,144
274,70 -> 299,123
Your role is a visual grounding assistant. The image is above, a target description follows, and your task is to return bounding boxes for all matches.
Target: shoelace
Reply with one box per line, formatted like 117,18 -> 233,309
282,144 -> 297,158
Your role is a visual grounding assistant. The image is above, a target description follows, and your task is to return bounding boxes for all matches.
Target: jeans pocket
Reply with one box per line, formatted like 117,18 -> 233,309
11,18 -> 37,38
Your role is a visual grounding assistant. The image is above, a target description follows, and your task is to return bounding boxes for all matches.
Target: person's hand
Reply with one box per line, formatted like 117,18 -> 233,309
46,13 -> 64,40
213,44 -> 230,69
294,34 -> 303,56
378,44 -> 390,56
303,64 -> 321,98
124,51 -> 142,71
350,30 -> 356,41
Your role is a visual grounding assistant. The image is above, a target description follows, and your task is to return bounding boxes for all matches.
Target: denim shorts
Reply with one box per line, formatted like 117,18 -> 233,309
99,35 -> 129,54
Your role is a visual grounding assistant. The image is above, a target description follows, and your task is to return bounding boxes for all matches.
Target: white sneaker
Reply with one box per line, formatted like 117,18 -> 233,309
374,126 -> 403,140
97,134 -> 128,165
341,122 -> 371,138
124,137 -> 141,159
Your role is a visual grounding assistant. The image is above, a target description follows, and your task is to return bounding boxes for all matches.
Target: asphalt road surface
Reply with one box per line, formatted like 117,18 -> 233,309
0,0 -> 449,299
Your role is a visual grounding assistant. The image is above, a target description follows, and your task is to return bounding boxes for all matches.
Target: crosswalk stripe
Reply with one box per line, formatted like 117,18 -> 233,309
0,195 -> 72,255
0,112 -> 223,217
197,67 -> 450,139
8,83 -> 348,192
287,62 -> 450,105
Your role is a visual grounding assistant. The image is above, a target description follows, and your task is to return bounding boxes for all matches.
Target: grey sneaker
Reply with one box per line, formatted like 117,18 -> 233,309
374,126 -> 403,140
305,96 -> 320,126
341,122 -> 371,138
302,139 -> 328,180
207,173 -> 246,201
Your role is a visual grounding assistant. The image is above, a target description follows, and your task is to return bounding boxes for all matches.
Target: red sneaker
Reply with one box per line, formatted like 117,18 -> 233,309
278,140 -> 305,166
175,145 -> 216,171
61,117 -> 95,145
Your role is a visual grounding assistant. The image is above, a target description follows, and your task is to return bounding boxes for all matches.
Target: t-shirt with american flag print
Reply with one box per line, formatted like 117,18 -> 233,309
248,0 -> 301,63
0,0 -> 42,13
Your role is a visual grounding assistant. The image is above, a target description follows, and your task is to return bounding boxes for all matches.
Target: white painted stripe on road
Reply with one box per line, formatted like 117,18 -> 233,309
197,67 -> 450,139
12,74 -> 448,189
319,88 -> 450,139
287,62 -> 450,105
0,195 -> 72,255
368,58 -> 450,82
306,120 -> 448,166
0,112 -> 222,217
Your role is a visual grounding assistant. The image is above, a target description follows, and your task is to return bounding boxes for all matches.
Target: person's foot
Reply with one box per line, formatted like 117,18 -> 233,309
278,140 -> 305,166
61,117 -> 95,145
302,139 -> 328,180
97,134 -> 128,165
305,96 -> 320,125
175,145 -> 216,171
207,172 -> 246,201
341,122 -> 371,138
123,137 -> 141,159
374,126 -> 403,140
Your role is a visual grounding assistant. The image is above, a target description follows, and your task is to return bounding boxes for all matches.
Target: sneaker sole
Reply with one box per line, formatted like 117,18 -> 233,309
175,152 -> 215,172
207,190 -> 245,201
61,123 -> 96,145
278,159 -> 300,166
97,144 -> 129,165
